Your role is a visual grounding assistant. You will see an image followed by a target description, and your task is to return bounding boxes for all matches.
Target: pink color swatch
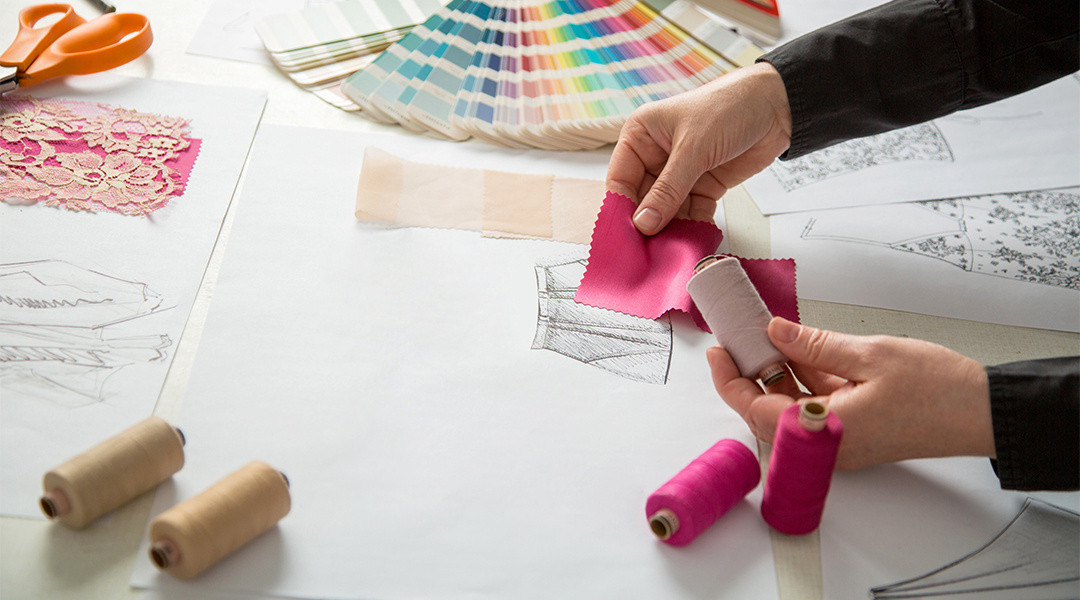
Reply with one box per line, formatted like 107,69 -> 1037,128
737,257 -> 800,325
575,191 -> 723,329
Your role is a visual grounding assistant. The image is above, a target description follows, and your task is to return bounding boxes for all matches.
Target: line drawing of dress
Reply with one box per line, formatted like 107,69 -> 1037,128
0,260 -> 172,406
870,498 -> 1079,599
800,188 -> 1080,290
769,123 -> 954,191
533,253 -> 673,385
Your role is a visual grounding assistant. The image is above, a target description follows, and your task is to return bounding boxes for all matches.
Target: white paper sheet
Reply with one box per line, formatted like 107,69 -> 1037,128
770,190 -> 1080,332
0,75 -> 266,518
186,0 -> 323,65
745,77 -> 1080,215
821,457 -> 1079,599
126,125 -> 769,599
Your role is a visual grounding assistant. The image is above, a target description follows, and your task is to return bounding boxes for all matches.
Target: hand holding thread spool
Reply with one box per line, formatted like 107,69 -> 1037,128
686,255 -> 787,385
645,439 -> 760,546
761,401 -> 843,535
149,460 -> 291,579
41,416 -> 185,529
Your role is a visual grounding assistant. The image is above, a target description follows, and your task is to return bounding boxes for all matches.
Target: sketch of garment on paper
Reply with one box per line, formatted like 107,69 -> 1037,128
0,260 -> 171,406
800,188 -> 1080,290
533,254 -> 672,385
768,123 -> 954,191
870,498 -> 1079,599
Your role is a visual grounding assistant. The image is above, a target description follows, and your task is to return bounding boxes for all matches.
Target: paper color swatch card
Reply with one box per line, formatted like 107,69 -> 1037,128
341,0 -> 763,149
254,0 -> 445,110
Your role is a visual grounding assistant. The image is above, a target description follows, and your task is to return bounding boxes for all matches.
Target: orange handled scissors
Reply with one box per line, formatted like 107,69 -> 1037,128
0,3 -> 152,96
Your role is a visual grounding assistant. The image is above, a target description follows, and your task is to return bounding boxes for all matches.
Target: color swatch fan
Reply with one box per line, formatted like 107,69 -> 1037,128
255,0 -> 445,110
341,0 -> 763,150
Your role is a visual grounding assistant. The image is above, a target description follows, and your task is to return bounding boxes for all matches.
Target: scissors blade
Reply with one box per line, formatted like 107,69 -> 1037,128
0,66 -> 17,95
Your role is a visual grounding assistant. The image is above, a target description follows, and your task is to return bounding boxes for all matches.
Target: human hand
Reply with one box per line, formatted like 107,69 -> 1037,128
606,62 -> 792,236
708,317 -> 995,470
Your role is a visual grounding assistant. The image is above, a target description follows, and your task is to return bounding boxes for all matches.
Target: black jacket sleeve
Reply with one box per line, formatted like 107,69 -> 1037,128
987,357 -> 1079,491
759,0 -> 1080,159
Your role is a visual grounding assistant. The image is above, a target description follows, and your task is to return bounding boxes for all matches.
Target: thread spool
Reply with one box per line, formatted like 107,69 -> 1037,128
41,416 -> 185,529
645,439 -> 760,546
149,461 -> 291,579
686,255 -> 787,385
761,401 -> 843,535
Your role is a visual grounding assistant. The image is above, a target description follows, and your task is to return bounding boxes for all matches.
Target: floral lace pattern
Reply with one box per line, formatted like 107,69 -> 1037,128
0,96 -> 201,215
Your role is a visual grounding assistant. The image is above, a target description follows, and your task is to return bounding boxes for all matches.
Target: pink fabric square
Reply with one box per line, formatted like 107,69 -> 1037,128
737,257 -> 800,324
574,191 -> 724,329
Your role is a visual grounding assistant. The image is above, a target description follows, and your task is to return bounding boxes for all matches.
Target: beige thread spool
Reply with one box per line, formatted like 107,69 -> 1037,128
41,416 -> 185,529
149,461 -> 291,579
687,255 -> 787,385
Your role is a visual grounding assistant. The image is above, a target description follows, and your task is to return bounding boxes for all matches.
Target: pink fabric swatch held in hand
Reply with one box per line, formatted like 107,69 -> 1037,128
574,192 -> 724,329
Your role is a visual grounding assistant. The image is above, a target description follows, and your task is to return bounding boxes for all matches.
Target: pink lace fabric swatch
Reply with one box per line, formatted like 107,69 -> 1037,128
575,191 -> 725,329
0,96 -> 201,215
575,191 -> 800,330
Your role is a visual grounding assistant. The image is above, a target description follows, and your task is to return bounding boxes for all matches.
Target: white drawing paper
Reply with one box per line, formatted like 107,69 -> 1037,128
745,77 -> 1080,215
770,189 -> 1080,332
0,74 -> 267,518
127,125 -> 772,599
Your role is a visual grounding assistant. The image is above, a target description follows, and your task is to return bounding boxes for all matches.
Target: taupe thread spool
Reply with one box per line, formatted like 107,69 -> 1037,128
149,461 -> 291,579
41,416 -> 185,529
686,255 -> 787,385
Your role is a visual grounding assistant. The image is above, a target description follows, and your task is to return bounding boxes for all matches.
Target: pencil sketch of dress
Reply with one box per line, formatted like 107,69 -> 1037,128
0,260 -> 171,406
800,189 -> 1080,290
769,123 -> 954,191
533,254 -> 672,384
871,498 -> 1079,599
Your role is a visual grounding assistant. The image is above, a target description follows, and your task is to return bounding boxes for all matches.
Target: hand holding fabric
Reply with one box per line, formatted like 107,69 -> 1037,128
708,317 -> 996,470
606,62 -> 792,236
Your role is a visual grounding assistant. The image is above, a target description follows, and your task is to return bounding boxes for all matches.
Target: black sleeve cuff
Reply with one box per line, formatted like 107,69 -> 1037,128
987,357 -> 1079,491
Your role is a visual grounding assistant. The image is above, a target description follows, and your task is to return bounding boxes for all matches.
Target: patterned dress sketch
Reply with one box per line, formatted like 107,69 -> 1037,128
871,499 -> 1079,598
0,260 -> 171,405
800,189 -> 1080,290
533,254 -> 672,384
769,123 -> 954,191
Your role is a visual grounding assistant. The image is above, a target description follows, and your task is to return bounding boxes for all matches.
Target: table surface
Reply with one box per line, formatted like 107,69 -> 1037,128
1,1 -> 1077,599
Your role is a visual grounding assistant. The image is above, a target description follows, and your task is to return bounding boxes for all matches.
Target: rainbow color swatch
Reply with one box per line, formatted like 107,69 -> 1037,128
341,0 -> 763,150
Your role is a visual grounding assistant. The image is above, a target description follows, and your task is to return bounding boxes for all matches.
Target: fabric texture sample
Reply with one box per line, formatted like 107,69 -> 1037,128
355,147 -> 604,244
737,257 -> 800,324
0,96 -> 201,215
574,191 -> 724,329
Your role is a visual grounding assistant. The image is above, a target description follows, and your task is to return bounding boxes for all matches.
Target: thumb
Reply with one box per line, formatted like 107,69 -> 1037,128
767,317 -> 872,381
632,160 -> 704,236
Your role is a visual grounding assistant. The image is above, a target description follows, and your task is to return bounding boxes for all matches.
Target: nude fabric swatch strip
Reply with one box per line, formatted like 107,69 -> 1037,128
355,147 -> 604,243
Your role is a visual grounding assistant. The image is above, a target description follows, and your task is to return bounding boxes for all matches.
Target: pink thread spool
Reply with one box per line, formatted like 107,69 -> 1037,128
761,401 -> 843,535
646,439 -> 760,546
686,255 -> 787,385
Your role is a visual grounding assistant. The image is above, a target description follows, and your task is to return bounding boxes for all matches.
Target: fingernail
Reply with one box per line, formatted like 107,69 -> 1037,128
770,317 -> 800,343
633,207 -> 662,234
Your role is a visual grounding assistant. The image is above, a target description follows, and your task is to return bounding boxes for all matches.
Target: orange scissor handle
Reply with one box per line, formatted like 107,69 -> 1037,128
16,11 -> 153,87
0,4 -> 87,71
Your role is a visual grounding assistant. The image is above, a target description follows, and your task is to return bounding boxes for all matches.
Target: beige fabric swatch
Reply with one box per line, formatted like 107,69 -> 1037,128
482,170 -> 554,239
356,148 -> 483,231
551,177 -> 605,245
356,148 -> 604,244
